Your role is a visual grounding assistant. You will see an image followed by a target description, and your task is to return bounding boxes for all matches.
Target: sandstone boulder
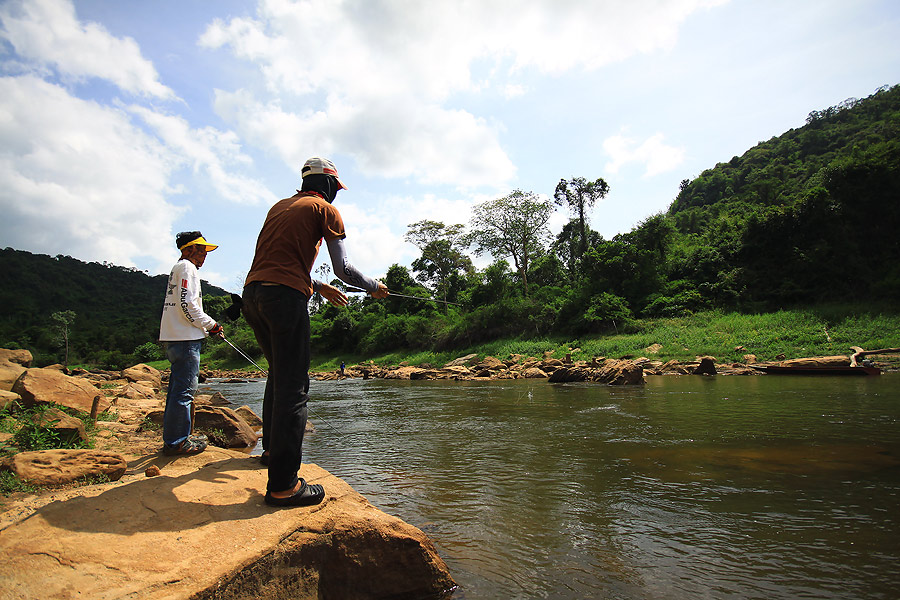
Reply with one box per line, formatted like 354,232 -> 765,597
522,367 -> 548,379
12,368 -> 111,413
122,363 -> 162,390
472,356 -> 505,371
195,391 -> 231,406
0,348 -> 32,391
409,369 -> 442,380
442,365 -> 471,377
119,381 -> 156,400
235,405 -> 263,429
383,366 -> 425,380
1,449 -> 127,486
147,406 -> 258,448
0,389 -> 19,410
597,359 -> 645,385
0,457 -> 456,600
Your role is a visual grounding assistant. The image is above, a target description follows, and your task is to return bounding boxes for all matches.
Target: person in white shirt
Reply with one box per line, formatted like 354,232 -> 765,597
159,231 -> 223,455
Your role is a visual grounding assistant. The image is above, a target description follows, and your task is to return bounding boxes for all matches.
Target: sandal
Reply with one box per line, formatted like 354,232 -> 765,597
264,478 -> 325,507
162,437 -> 208,456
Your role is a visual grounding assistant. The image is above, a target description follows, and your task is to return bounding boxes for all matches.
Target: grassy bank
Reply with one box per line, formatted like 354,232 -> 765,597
187,306 -> 900,373
309,307 -> 900,371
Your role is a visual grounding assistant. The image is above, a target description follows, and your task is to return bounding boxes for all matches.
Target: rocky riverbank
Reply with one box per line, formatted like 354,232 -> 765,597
202,348 -> 896,385
0,349 -> 456,600
308,351 -> 782,383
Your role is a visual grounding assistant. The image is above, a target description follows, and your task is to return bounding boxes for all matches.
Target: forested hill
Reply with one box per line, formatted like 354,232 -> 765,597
0,248 -> 228,367
665,84 -> 900,307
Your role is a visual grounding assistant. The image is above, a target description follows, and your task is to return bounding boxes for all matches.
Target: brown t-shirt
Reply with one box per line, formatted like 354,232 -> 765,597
245,192 -> 345,296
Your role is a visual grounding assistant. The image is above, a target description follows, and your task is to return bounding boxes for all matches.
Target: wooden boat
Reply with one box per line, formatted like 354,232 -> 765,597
749,364 -> 881,376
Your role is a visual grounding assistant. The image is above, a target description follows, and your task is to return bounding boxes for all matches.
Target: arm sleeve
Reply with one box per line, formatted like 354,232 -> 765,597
177,262 -> 217,332
325,238 -> 379,293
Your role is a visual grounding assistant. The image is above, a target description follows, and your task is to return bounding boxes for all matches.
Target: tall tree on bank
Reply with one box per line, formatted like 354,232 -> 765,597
467,189 -> 553,297
554,177 -> 609,259
50,310 -> 76,366
404,220 -> 472,303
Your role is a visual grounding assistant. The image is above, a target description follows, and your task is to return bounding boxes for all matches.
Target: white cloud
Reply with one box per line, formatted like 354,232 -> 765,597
603,132 -> 686,177
213,89 -> 515,187
0,75 -> 182,267
200,0 -> 722,188
128,106 -> 277,206
0,0 -> 176,99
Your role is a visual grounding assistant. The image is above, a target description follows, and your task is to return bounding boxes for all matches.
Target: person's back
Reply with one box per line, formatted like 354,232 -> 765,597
245,192 -> 344,295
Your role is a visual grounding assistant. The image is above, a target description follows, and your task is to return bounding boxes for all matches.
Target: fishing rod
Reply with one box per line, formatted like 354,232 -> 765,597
344,286 -> 462,306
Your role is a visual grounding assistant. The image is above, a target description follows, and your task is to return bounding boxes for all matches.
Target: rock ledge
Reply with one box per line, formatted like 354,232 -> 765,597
0,448 -> 456,600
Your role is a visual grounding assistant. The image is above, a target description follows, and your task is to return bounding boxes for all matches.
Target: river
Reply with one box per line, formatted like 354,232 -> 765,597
202,373 -> 900,599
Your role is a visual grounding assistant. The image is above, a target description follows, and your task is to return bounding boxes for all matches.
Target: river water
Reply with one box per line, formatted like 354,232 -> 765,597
203,374 -> 900,599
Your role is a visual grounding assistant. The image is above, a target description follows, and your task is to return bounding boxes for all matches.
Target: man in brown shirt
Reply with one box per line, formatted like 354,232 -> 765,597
243,157 -> 388,507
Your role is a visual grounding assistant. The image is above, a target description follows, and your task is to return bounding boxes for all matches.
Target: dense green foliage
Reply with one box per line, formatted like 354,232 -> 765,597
2,85 -> 898,369
669,84 -> 900,309
0,249 -> 228,367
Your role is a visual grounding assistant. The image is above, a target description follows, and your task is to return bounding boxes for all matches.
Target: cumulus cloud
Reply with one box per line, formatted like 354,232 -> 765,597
128,106 -> 277,205
0,76 -> 181,267
0,0 -> 176,99
603,132 -> 686,177
200,0 -> 721,188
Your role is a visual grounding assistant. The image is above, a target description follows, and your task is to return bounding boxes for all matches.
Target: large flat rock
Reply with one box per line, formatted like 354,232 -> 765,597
0,447 -> 455,599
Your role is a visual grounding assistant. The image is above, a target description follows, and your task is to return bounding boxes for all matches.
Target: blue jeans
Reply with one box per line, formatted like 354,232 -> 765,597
163,340 -> 201,447
241,282 -> 310,494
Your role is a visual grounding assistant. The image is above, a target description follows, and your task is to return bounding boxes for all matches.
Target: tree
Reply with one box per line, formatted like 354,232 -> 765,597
553,176 -> 609,259
50,310 -> 76,366
552,219 -> 602,277
311,263 -> 332,313
405,220 -> 473,303
467,189 -> 553,297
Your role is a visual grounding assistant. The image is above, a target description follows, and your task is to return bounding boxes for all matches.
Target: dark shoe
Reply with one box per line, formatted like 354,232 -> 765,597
162,437 -> 207,456
264,479 -> 325,507
259,452 -> 270,466
189,432 -> 208,443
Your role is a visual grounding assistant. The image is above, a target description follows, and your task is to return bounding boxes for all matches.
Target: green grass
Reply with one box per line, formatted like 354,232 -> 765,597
0,471 -> 37,495
306,307 -> 900,369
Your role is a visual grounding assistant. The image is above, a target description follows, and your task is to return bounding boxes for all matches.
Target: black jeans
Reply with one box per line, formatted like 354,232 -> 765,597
241,281 -> 311,493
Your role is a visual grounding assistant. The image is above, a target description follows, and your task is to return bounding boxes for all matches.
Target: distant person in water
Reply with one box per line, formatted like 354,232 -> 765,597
243,157 -> 389,507
158,231 -> 224,456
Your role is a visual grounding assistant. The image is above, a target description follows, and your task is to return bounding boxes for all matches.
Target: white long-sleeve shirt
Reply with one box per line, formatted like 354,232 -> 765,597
159,259 -> 216,341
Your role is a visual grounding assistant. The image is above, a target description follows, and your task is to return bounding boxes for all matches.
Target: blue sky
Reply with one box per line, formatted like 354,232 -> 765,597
1,0 -> 898,293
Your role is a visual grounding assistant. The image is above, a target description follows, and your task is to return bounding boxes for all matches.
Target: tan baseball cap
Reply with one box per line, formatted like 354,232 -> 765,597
301,157 -> 347,190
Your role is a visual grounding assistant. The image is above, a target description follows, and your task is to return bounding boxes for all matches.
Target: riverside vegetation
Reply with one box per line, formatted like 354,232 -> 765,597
1,84 -> 898,371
